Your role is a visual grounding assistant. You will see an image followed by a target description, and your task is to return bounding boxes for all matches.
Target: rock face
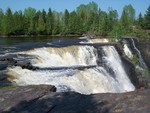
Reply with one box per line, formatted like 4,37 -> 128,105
0,85 -> 150,113
123,38 -> 150,88
124,38 -> 150,70
0,55 -> 38,71
133,39 -> 150,70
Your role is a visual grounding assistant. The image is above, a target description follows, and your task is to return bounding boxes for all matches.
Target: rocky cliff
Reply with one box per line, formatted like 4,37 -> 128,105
133,38 -> 150,70
122,38 -> 150,89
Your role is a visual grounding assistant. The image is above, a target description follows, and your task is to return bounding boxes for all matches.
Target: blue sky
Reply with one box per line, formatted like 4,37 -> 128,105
0,0 -> 150,17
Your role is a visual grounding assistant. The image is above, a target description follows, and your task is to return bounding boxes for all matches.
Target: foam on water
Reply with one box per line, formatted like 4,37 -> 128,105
7,45 -> 135,94
18,46 -> 97,68
7,66 -> 124,94
102,46 -> 135,92
123,43 -> 133,59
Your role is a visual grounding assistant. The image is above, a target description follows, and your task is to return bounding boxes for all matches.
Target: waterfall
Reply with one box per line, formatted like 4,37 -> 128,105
131,38 -> 147,68
7,45 -> 135,94
123,40 -> 133,59
101,46 -> 135,92
19,46 -> 97,67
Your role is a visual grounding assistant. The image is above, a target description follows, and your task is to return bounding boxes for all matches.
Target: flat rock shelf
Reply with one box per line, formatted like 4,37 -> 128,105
0,85 -> 150,113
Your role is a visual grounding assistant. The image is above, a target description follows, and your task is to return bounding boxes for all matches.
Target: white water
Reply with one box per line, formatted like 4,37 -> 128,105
8,67 -> 113,94
79,38 -> 109,44
102,46 -> 135,92
131,39 -> 147,68
7,45 -> 135,94
123,40 -> 133,59
19,46 -> 97,67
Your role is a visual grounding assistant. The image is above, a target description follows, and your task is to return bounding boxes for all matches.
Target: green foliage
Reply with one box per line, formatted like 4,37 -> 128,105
46,8 -> 53,35
0,86 -> 16,89
68,11 -> 80,34
144,5 -> 150,29
62,9 -> 69,34
142,69 -> 150,78
135,30 -> 150,39
24,7 -> 36,35
109,21 -> 124,41
0,8 -> 4,34
0,3 -> 149,39
132,55 -> 139,65
3,8 -> 15,35
76,1 -> 99,34
137,13 -> 144,29
37,12 -> 46,34
13,11 -> 24,34
108,8 -> 118,32
120,4 -> 135,34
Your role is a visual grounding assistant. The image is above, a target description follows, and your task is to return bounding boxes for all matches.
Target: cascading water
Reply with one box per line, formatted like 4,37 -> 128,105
123,40 -> 133,59
131,38 -> 147,68
101,46 -> 135,92
19,46 -> 97,67
7,42 -> 135,94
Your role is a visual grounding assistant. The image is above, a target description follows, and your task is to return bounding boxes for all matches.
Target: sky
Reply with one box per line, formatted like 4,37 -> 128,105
0,0 -> 150,17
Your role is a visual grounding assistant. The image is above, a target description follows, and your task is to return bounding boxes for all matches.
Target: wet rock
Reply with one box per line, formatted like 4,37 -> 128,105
0,85 -> 149,113
0,63 -> 8,70
117,38 -> 150,89
0,71 -> 12,86
135,39 -> 150,70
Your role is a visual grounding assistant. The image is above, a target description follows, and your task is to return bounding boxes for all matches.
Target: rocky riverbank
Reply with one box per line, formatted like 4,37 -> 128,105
0,85 -> 149,113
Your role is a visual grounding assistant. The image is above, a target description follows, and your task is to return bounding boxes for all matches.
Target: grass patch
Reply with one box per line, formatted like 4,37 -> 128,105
0,85 -> 17,89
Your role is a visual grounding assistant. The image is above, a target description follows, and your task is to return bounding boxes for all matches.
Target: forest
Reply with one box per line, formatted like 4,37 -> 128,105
0,1 -> 150,39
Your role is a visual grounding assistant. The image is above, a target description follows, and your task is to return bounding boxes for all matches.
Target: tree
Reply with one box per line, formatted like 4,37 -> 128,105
121,4 -> 135,33
3,8 -> 14,35
137,13 -> 144,29
76,4 -> 87,32
98,11 -> 109,36
37,11 -> 46,34
144,5 -> 150,29
52,11 -> 62,34
46,8 -> 53,35
0,9 -> 4,34
108,8 -> 118,32
110,21 -> 124,40
42,9 -> 46,23
63,9 -> 69,34
13,11 -> 24,34
24,7 -> 36,35
68,11 -> 80,34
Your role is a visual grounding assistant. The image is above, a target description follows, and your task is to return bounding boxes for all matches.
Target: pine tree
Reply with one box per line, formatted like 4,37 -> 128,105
63,9 -> 69,34
46,8 -> 53,35
0,9 -> 4,34
121,4 -> 135,33
37,12 -> 46,34
13,11 -> 24,34
144,5 -> 150,29
137,13 -> 144,29
3,8 -> 15,35
24,7 -> 36,35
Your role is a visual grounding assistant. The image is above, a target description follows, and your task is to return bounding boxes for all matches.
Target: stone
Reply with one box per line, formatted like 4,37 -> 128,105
0,85 -> 149,113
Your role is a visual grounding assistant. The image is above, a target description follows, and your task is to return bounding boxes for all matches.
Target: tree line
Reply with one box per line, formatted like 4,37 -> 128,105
0,2 -> 150,39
